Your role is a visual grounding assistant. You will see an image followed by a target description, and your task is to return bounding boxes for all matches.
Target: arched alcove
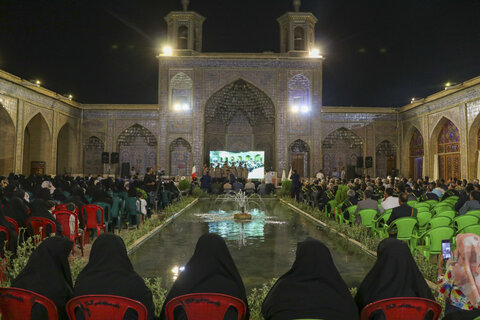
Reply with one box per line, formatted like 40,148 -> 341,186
409,128 -> 424,179
0,104 -> 15,175
56,123 -> 76,175
376,140 -> 397,178
289,139 -> 310,178
294,27 -> 305,50
177,25 -> 188,49
117,124 -> 157,175
432,117 -> 461,179
204,79 -> 275,170
23,113 -> 51,175
83,136 -> 104,175
322,127 -> 363,176
170,138 -> 192,176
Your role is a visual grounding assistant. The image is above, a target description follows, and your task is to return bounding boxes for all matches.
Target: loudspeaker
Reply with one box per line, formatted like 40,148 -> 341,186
121,162 -> 130,178
101,152 -> 109,164
365,156 -> 373,168
111,152 -> 119,164
356,156 -> 364,168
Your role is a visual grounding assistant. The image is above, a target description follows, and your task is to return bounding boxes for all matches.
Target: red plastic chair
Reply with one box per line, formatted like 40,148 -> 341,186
66,294 -> 148,320
5,216 -> 19,234
81,205 -> 106,244
53,210 -> 83,256
0,287 -> 59,320
27,217 -> 56,242
55,204 -> 79,216
360,297 -> 442,320
165,293 -> 247,320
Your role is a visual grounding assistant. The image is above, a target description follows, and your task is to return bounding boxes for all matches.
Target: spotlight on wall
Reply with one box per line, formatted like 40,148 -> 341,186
181,103 -> 190,111
162,46 -> 173,56
300,105 -> 310,113
309,48 -> 322,58
410,97 -> 416,103
35,80 -> 41,86
290,105 -> 300,113
173,103 -> 182,111
68,94 -> 73,100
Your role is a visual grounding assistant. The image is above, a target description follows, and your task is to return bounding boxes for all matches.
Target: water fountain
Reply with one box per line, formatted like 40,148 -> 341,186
215,191 -> 265,220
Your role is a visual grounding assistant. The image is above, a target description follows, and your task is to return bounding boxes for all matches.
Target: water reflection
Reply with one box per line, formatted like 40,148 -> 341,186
129,200 -> 374,291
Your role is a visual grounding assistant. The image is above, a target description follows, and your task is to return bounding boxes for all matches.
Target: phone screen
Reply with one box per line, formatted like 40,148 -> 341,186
442,240 -> 451,260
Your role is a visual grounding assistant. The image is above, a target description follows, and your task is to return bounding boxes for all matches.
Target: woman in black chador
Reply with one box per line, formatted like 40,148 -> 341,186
73,233 -> 155,320
161,233 -> 249,320
262,237 -> 359,320
11,236 -> 73,320
355,238 -> 434,315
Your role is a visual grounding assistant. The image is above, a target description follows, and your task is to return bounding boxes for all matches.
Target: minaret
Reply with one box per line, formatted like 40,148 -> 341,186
165,0 -> 205,53
277,0 -> 318,55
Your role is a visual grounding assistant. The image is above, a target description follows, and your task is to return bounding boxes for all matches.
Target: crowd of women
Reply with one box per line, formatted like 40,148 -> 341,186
7,230 -> 480,320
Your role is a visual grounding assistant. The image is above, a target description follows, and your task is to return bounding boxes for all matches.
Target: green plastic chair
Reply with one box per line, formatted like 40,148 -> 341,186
416,206 -> 431,214
110,194 -> 125,232
466,210 -> 480,220
417,211 -> 433,233
124,197 -> 140,228
407,200 -> 418,207
427,216 -> 452,229
414,226 -> 455,260
345,205 -> 358,224
325,200 -> 337,219
373,212 -> 393,237
434,205 -> 453,215
458,224 -> 480,236
425,199 -> 439,207
453,215 -> 478,232
415,202 -> 431,210
386,217 -> 418,251
435,210 -> 456,220
93,201 -> 112,232
358,209 -> 378,229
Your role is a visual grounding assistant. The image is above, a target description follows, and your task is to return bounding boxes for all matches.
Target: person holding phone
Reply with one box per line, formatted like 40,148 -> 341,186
438,233 -> 480,317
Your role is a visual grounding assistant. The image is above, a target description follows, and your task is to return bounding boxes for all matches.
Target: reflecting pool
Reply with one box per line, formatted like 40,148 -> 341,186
130,199 -> 374,291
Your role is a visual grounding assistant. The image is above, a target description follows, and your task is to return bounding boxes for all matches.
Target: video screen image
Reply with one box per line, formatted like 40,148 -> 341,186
209,151 -> 265,179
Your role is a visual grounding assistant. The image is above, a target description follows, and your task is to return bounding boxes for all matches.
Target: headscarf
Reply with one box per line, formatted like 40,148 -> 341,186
73,233 -> 155,320
0,207 -> 18,256
355,238 -> 434,312
161,233 -> 248,320
4,191 -> 29,228
11,237 -> 73,319
450,233 -> 480,308
262,237 -> 358,320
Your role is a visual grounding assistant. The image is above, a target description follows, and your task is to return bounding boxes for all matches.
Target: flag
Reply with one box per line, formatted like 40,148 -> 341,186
281,170 -> 286,181
288,167 -> 292,180
192,165 -> 197,179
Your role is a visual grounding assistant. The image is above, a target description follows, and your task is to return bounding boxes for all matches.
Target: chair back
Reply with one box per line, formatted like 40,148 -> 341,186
466,210 -> 480,219
27,217 -> 56,240
414,202 -> 431,210
165,293 -> 247,320
0,287 -> 58,320
390,217 -> 417,240
434,205 -> 453,215
358,209 -> 378,227
407,200 -> 418,207
417,211 -> 432,230
453,215 -> 478,231
55,204 -> 79,216
360,297 -> 442,320
427,216 -> 452,229
5,216 -> 19,234
53,210 -> 78,239
425,199 -> 439,207
81,205 -> 104,229
424,226 -> 455,253
66,294 -> 147,320
435,210 -> 456,220
458,224 -> 480,236
416,206 -> 431,214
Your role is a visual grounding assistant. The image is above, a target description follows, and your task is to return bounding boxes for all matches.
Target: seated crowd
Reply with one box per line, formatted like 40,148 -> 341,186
7,232 -> 480,319
0,173 -> 182,258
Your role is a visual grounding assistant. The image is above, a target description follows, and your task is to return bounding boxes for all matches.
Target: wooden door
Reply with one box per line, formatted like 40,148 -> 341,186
414,157 -> 423,180
291,154 -> 305,178
439,154 -> 461,179
386,156 -> 395,176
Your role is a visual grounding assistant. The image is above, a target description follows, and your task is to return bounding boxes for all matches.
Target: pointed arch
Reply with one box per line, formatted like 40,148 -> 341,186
322,127 -> 363,177
170,72 -> 193,112
170,137 -> 192,176
408,127 -> 424,179
288,74 -> 311,111
56,122 -> 77,174
289,139 -> 310,178
431,117 -> 461,179
117,124 -> 157,175
83,136 -> 105,175
23,113 -> 51,174
468,111 -> 480,179
376,140 -> 397,178
0,102 -> 15,175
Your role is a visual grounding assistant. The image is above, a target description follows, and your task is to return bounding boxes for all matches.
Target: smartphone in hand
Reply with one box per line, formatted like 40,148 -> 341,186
442,240 -> 451,261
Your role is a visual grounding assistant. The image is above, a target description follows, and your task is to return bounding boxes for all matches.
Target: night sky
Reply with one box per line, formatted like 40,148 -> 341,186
1,0 -> 479,107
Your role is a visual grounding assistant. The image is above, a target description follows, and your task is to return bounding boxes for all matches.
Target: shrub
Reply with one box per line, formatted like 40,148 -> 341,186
136,187 -> 148,200
335,184 -> 349,204
178,179 -> 190,191
278,180 -> 292,197
191,186 -> 208,197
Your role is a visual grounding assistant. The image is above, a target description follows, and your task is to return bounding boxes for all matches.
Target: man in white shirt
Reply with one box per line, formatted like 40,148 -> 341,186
379,187 -> 400,214
316,170 -> 324,180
